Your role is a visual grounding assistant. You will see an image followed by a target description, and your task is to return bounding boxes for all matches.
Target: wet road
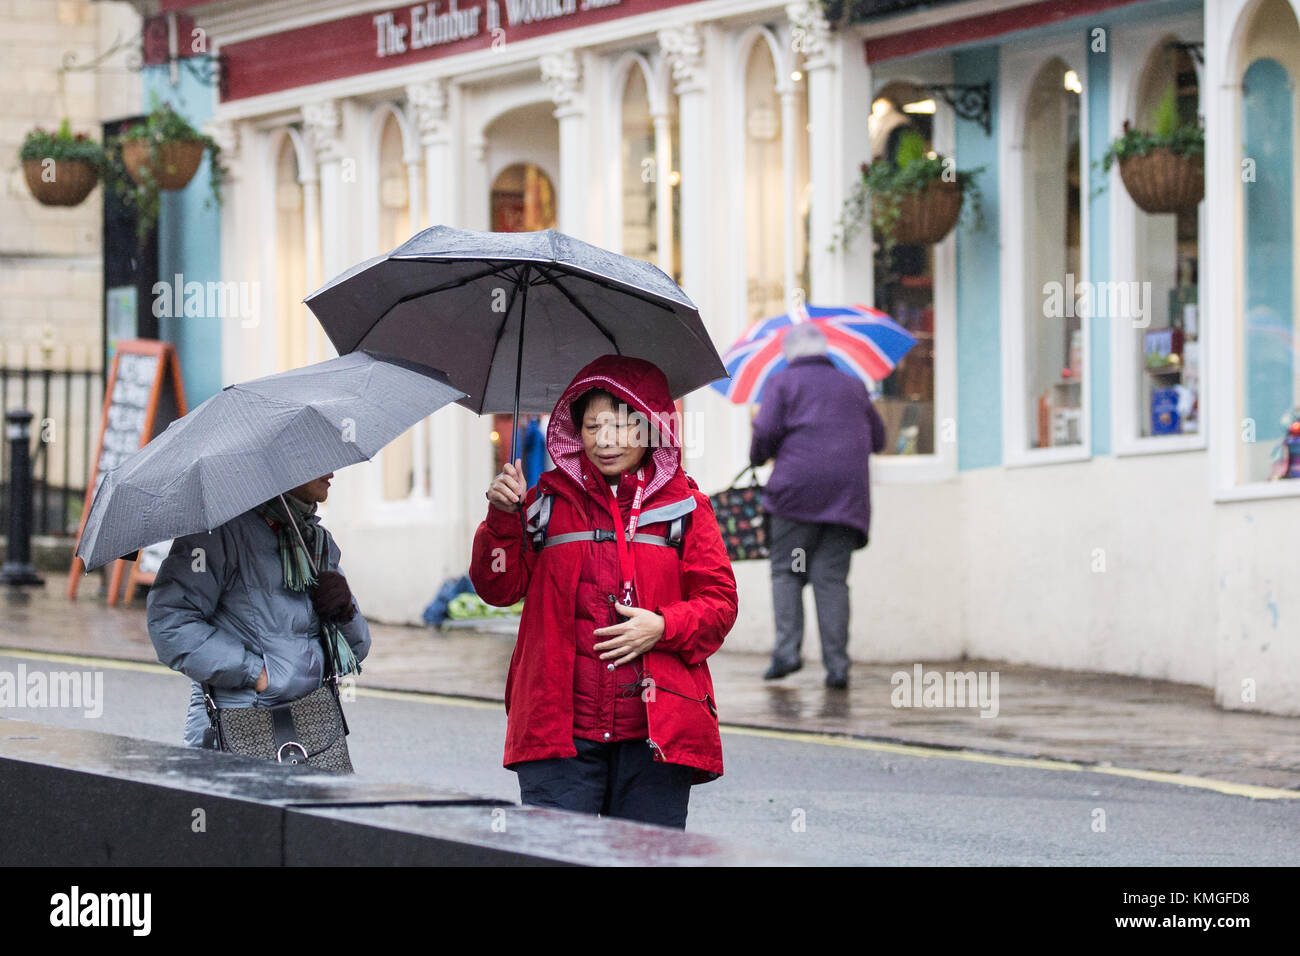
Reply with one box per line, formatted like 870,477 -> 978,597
2,651 -> 1297,866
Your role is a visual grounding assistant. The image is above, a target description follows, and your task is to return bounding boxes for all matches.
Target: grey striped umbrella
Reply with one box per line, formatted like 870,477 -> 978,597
75,350 -> 465,572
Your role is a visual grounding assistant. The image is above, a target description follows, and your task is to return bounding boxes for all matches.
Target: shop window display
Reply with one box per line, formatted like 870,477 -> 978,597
1241,55 -> 1297,482
1134,44 -> 1201,439
1023,58 -> 1084,449
870,84 -> 936,455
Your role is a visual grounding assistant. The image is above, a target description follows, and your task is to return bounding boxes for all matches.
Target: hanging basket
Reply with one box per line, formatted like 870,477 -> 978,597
22,159 -> 99,207
1117,147 -> 1204,214
122,139 -> 206,191
877,179 -> 965,245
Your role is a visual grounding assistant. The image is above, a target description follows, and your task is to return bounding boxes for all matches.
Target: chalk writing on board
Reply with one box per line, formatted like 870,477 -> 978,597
96,352 -> 160,481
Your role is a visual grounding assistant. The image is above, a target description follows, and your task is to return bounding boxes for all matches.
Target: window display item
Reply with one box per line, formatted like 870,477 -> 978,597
1151,387 -> 1181,435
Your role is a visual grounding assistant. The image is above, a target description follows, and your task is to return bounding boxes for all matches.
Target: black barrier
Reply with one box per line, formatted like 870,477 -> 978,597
2,410 -> 43,586
0,719 -> 793,866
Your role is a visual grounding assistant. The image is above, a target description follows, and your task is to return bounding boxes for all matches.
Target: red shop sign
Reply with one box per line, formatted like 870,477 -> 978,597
220,0 -> 697,102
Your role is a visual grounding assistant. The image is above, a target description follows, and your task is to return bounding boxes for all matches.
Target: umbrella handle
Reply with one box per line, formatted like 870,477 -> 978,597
278,493 -> 320,579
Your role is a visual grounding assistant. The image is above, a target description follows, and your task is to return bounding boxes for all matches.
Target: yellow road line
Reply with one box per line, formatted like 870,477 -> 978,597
719,725 -> 1300,801
3,646 -> 1295,800
0,647 -> 172,675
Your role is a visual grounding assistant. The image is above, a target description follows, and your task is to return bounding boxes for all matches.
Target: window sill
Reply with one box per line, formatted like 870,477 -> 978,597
1214,480 -> 1300,504
1003,445 -> 1091,469
1114,433 -> 1207,457
873,453 -> 956,484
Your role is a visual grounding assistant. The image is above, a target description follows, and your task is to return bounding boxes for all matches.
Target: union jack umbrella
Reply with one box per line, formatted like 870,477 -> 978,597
710,304 -> 918,404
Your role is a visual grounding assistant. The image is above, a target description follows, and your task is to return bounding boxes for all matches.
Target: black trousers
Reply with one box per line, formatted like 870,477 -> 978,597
515,736 -> 694,830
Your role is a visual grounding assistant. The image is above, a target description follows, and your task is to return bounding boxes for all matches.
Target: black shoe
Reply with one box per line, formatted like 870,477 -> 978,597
825,674 -> 849,690
763,661 -> 803,680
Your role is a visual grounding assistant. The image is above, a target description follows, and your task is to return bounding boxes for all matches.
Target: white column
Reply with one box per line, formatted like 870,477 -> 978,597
408,78 -> 452,227
779,79 -> 799,305
302,99 -> 344,361
299,170 -> 322,365
658,24 -> 709,315
408,77 -> 482,546
205,118 -> 251,384
542,49 -> 587,237
790,0 -> 871,304
408,78 -> 459,505
659,22 -> 731,488
652,107 -> 674,276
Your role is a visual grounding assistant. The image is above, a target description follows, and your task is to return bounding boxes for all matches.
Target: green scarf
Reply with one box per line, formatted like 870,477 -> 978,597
254,495 -> 360,678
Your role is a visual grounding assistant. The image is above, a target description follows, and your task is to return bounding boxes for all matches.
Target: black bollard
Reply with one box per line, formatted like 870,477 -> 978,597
2,410 -> 44,586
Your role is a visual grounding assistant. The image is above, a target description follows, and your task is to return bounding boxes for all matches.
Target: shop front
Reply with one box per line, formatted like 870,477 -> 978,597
845,0 -> 1300,715
138,0 -> 1300,714
155,0 -> 847,624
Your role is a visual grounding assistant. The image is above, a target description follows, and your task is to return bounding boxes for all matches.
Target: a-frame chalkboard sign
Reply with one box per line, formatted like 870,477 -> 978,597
68,339 -> 187,604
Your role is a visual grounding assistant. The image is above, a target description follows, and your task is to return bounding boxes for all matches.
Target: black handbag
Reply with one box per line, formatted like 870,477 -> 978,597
708,464 -> 770,561
202,628 -> 353,773
202,679 -> 352,773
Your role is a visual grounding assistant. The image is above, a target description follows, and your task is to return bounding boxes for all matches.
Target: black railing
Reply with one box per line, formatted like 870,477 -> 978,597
0,363 -> 103,537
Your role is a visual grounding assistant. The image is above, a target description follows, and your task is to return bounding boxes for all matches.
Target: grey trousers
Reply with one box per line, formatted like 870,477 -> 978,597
768,515 -> 857,678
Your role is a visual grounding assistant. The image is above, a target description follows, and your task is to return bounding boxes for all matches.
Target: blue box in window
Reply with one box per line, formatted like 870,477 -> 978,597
1151,387 -> 1180,435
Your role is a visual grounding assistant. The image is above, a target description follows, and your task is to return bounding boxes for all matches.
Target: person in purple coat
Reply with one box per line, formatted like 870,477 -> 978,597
749,323 -> 886,688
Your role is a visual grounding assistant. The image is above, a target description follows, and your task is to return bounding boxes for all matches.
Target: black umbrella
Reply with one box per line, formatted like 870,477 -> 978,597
303,226 -> 728,465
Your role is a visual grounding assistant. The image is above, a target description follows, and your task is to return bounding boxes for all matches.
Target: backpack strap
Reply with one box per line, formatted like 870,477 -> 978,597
543,530 -> 678,550
525,492 -> 553,552
530,492 -> 696,555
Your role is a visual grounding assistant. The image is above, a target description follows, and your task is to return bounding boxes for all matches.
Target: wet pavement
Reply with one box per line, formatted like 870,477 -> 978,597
6,573 -> 1300,792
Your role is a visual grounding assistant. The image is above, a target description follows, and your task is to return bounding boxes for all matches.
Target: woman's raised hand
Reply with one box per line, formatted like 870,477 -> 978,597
486,458 -> 526,513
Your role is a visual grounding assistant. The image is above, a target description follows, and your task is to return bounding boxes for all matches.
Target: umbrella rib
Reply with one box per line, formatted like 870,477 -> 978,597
527,266 -> 619,350
481,267 -> 529,409
529,263 -> 677,315
529,264 -> 725,382
345,261 -> 519,354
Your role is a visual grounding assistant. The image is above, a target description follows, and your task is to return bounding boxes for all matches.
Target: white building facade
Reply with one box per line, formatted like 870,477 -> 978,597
134,0 -> 1300,715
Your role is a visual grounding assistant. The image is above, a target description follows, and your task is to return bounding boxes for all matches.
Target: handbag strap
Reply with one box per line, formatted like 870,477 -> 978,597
730,464 -> 761,488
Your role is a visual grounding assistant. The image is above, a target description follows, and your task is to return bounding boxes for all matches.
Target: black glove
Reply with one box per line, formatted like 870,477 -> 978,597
312,570 -> 355,623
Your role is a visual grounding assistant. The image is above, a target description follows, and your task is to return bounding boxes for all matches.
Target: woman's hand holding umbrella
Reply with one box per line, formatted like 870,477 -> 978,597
487,459 -> 526,514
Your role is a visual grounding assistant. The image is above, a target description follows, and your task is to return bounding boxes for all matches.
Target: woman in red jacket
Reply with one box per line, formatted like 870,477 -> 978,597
470,354 -> 738,829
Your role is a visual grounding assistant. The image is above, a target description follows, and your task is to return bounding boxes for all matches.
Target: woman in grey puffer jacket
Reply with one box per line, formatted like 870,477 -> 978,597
145,473 -> 371,749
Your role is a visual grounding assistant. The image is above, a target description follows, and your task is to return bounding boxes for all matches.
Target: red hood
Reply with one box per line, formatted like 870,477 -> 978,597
547,354 -> 682,502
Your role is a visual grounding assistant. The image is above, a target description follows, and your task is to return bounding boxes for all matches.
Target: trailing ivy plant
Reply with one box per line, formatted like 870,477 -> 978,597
20,119 -> 107,170
1093,82 -> 1204,198
109,97 -> 226,242
833,129 -> 985,255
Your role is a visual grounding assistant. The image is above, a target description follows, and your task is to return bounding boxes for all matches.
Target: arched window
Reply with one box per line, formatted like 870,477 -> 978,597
376,111 -> 418,501
273,134 -> 307,374
1132,41 -> 1201,440
620,63 -> 656,263
1023,57 -> 1083,449
491,162 -> 556,233
1237,0 -> 1299,483
870,81 -> 937,455
743,35 -> 784,323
